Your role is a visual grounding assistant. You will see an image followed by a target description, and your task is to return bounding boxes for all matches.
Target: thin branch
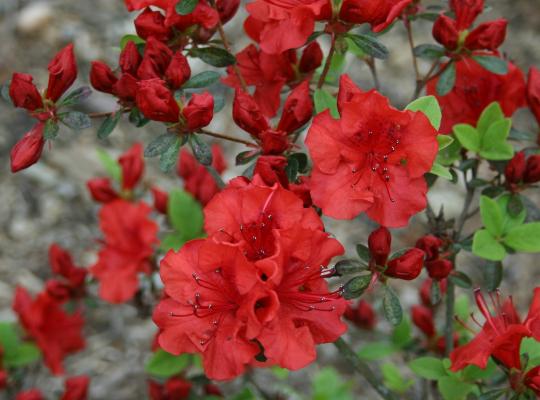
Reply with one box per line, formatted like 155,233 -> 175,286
364,57 -> 381,91
88,111 -> 115,118
405,20 -> 421,83
317,33 -> 337,89
412,59 -> 441,100
199,129 -> 257,147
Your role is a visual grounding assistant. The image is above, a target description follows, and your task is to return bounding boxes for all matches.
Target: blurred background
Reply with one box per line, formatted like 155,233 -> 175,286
0,0 -> 539,398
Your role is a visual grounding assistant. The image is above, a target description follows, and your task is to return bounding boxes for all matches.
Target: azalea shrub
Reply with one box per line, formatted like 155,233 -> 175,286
2,0 -> 540,399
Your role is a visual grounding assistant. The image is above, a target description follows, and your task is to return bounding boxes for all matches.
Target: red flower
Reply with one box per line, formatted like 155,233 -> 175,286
524,155 -> 540,184
384,248 -> 424,280
137,37 -> 173,81
177,144 -> 227,205
16,390 -> 44,400
10,123 -> 45,173
134,7 -> 172,42
148,376 -> 192,400
253,156 -> 289,188
412,305 -> 436,338
339,0 -> 412,32
165,53 -> 191,90
524,366 -> 540,396
426,57 -> 526,134
416,235 -> 452,280
119,142 -> 145,190
527,67 -> 540,131
368,226 -> 392,266
90,200 -> 158,303
61,376 -> 90,400
136,79 -> 179,122
182,92 -> 214,130
344,300 -> 376,330
419,278 -> 447,307
47,244 -> 87,299
89,62 -> 118,94
450,288 -> 540,372
87,178 -> 119,203
306,75 -> 438,227
13,288 -> 85,375
9,73 -> 44,111
426,259 -> 453,281
45,44 -> 77,102
151,186 -> 169,214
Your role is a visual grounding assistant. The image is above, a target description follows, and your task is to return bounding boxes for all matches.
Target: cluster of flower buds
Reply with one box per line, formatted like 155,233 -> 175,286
505,151 -> 540,192
415,235 -> 453,281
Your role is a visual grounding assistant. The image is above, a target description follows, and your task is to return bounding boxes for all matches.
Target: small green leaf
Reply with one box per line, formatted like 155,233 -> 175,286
145,350 -> 190,378
97,111 -> 122,140
507,193 -> 524,217
382,363 -> 414,393
159,137 -> 182,172
405,96 -> 442,130
430,163 -> 452,179
483,260 -> 503,291
145,133 -> 179,158
391,317 -> 412,348
60,86 -> 92,106
453,124 -> 480,152
189,135 -> 213,166
345,33 -> 389,60
129,107 -> 150,127
356,243 -> 371,263
168,189 -> 204,240
438,376 -> 475,400
176,0 -> 199,15
160,232 -> 186,252
358,342 -> 397,360
409,357 -> 447,380
43,119 -> 60,140
335,259 -> 368,276
235,151 -> 259,166
437,135 -> 454,150
342,274 -> 372,299
477,102 -> 505,135
313,367 -> 354,400
314,89 -> 339,118
96,149 -> 121,182
288,153 -> 308,173
448,271 -> 473,289
503,223 -> 540,252
183,71 -> 221,89
455,295 -> 470,322
472,229 -> 506,261
285,156 -> 299,183
431,280 -> 441,305
436,63 -> 456,96
480,195 -> 504,236
3,343 -> 41,368
413,44 -> 445,60
479,118 -> 513,161
383,286 -> 402,326
472,55 -> 508,75
62,111 -> 92,131
191,47 -> 236,67
120,35 -> 145,50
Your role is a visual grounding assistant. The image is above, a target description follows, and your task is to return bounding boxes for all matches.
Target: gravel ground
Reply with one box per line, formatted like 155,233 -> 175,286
0,1 -> 539,399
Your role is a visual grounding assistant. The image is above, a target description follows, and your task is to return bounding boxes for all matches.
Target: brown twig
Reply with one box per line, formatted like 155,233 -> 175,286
364,56 -> 381,91
199,129 -> 257,147
405,20 -> 421,83
317,33 -> 337,89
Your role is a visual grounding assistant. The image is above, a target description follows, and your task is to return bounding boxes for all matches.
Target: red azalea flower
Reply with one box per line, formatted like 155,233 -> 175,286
16,390 -> 45,400
253,156 -> 289,188
416,235 -> 453,280
134,7 -> 172,42
177,144 -> 227,205
527,67 -> 540,135
450,288 -> 540,372
90,200 -> 158,303
339,0 -> 412,32
13,288 -> 85,375
118,142 -> 145,191
136,79 -> 180,122
60,376 -> 90,400
47,244 -> 87,299
9,73 -> 44,111
426,57 -> 526,134
412,305 -> 436,338
368,226 -> 392,266
45,44 -> 78,102
524,366 -> 540,396
344,300 -> 376,330
182,92 -> 214,130
148,376 -> 192,400
10,122 -> 45,173
384,248 -> 424,280
306,75 -> 438,227
87,178 -> 119,203
151,186 -> 169,214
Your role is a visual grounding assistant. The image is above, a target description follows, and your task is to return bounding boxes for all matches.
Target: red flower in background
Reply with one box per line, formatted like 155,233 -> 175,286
339,0 -> 412,31
426,57 -> 526,133
46,44 -> 78,102
15,390 -> 44,400
10,122 -> 45,173
60,376 -> 90,400
46,244 -> 87,301
149,376 -> 192,400
13,288 -> 85,375
90,200 -> 158,303
345,300 -> 376,330
527,67 -> 540,136
411,305 -> 436,338
177,144 -> 227,205
416,235 -> 453,280
306,75 -> 438,227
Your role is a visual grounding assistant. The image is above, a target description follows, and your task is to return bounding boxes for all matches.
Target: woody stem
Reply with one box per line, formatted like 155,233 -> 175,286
405,19 -> 421,83
412,59 -> 440,100
364,57 -> 381,91
317,33 -> 337,89
334,337 -> 398,400
199,129 -> 257,147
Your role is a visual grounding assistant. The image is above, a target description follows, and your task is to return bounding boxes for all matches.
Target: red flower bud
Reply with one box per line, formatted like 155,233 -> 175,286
277,81 -> 313,133
119,41 -> 142,76
136,79 -> 179,122
113,74 -> 139,102
411,305 -> 435,337
215,0 -> 240,24
165,52 -> 191,90
259,129 -> 290,155
524,155 -> 540,184
119,143 -> 144,190
61,375 -> 90,400
90,61 -> 118,94
16,389 -> 45,400
385,248 -> 424,280
45,280 -> 71,303
134,8 -> 171,42
233,90 -> 270,136
524,366 -> 540,396
0,369 -> 7,389
151,186 -> 169,215
426,259 -> 453,281
527,67 -> 540,128
415,235 -> 443,261
368,227 -> 391,266
505,151 -> 526,184
204,383 -> 223,397
137,37 -> 172,80
344,300 -> 376,330
338,0 -> 412,32
254,155 -> 289,187
46,44 -> 77,102
420,278 -> 447,307
465,19 -> 507,51
432,15 -> 459,50
9,73 -> 44,111
182,92 -> 214,130
87,178 -> 119,203
299,41 -> 323,73
10,123 -> 45,173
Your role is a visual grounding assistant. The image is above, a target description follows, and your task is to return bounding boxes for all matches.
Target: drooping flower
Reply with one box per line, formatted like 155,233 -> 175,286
90,200 -> 158,303
306,75 -> 438,227
13,288 -> 85,375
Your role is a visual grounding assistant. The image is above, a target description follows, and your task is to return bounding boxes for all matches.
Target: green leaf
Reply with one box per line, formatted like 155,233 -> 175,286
448,271 -> 473,289
355,243 -> 371,263
342,274 -> 372,299
60,86 -> 92,106
483,260 -> 503,291
314,89 -> 339,118
437,138 -> 462,166
189,135 -> 213,166
345,33 -> 389,59
477,102 -> 505,135
461,360 -> 496,381
391,317 -> 412,348
325,51 -> 346,84
413,44 -> 445,60
383,286 -> 402,326
382,363 -> 414,393
191,47 -> 236,67
145,350 -> 190,378
438,376 -> 475,400
357,342 -> 397,360
285,156 -> 299,183
145,133 -> 179,158
176,0 -> 199,15
480,196 -> 504,236
3,343 -> 41,368
313,367 -> 353,400
168,189 -> 204,240
0,322 -> 19,352
436,63 -> 456,96
430,163 -> 452,179
437,135 -> 454,150
96,149 -> 121,182
120,34 -> 145,50
431,280 -> 441,305
405,96 -> 442,130
160,232 -> 186,252
409,357 -> 447,380
62,111 -> 92,131
128,107 -> 150,127
43,119 -> 60,140
288,153 -> 308,173
454,295 -> 470,322
235,151 -> 259,166
507,193 -> 524,218
479,119 -> 513,161
97,111 -> 122,140
503,223 -> 540,252
334,259 -> 368,276
472,55 -> 509,75
497,194 -> 527,233
159,137 -> 182,172
453,124 -> 480,152
183,71 -> 221,89
472,229 -> 506,261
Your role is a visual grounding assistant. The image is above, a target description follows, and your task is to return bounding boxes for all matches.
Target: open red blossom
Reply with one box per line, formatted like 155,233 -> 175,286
306,75 -> 438,227
450,288 -> 540,372
148,376 -> 192,400
524,366 -> 540,396
10,122 -> 45,173
527,67 -> 540,132
90,200 -> 158,303
339,0 -> 412,32
178,144 -> 227,205
61,376 -> 90,400
13,287 -> 85,375
427,57 -> 526,133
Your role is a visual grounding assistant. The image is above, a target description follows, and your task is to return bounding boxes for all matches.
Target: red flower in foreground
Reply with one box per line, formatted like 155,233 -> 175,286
177,144 -> 227,206
427,57 -> 526,133
306,75 -> 438,227
90,200 -> 158,303
450,288 -> 540,372
13,288 -> 85,375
